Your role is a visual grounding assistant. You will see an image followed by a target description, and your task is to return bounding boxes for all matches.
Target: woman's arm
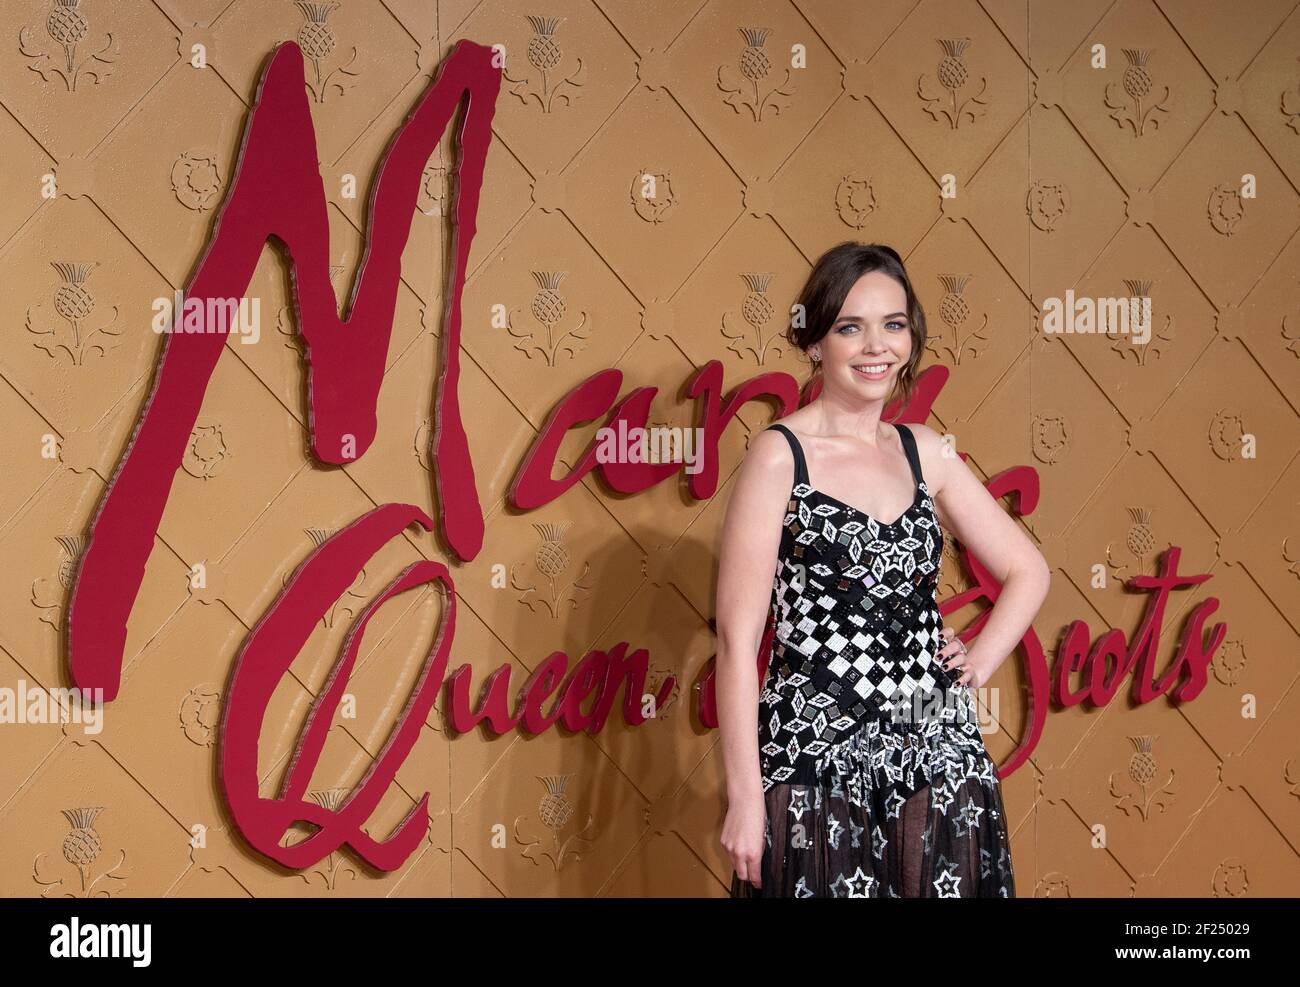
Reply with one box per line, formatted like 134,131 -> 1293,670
913,424 -> 1051,688
715,428 -> 791,801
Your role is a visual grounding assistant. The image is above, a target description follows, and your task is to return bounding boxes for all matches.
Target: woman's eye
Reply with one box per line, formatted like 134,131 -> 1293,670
837,321 -> 906,332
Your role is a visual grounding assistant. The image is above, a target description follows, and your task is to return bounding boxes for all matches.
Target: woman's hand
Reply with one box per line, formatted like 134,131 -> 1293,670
721,793 -> 767,890
937,625 -> 987,690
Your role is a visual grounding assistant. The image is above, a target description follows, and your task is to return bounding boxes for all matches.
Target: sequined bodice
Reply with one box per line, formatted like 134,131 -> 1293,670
758,422 -> 962,791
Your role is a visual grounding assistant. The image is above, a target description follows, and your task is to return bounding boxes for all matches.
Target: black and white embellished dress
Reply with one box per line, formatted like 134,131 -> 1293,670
729,422 -> 1015,898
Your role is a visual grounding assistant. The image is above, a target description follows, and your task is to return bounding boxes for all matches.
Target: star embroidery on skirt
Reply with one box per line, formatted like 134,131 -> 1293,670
884,788 -> 907,820
932,856 -> 963,897
787,787 -> 811,821
954,796 -> 985,837
827,815 -> 844,850
930,781 -> 956,816
831,866 -> 876,897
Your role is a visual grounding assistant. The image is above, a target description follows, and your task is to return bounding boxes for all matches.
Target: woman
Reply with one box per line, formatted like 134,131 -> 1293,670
715,242 -> 1049,897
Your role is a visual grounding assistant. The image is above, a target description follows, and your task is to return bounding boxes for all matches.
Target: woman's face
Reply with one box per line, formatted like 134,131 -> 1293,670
809,270 -> 913,400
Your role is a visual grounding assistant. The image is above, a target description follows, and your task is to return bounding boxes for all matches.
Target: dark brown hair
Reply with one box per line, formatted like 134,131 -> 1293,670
785,242 -> 928,414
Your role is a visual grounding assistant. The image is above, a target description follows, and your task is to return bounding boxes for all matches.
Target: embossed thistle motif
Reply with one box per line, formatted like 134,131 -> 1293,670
718,27 -> 795,121
299,528 -> 367,627
722,272 -> 787,364
1026,179 -> 1070,232
514,774 -> 596,870
918,38 -> 988,129
32,535 -> 87,628
53,535 -> 84,585
1030,412 -> 1069,465
20,0 -> 119,91
834,175 -> 876,229
630,170 -> 676,223
34,807 -> 129,897
507,270 -> 592,365
179,686 -> 221,746
1207,408 -> 1246,461
27,262 -> 121,365
1209,637 -> 1246,686
1112,279 -> 1173,365
277,263 -> 346,351
171,151 -> 223,211
294,790 -> 358,890
503,15 -> 585,112
1104,48 -> 1170,137
1107,506 -> 1157,577
1283,56 -> 1300,134
294,0 -> 359,103
1126,507 -> 1155,562
1207,182 -> 1245,236
511,521 -> 593,618
1109,735 -> 1175,821
181,418 -> 230,479
925,274 -> 989,364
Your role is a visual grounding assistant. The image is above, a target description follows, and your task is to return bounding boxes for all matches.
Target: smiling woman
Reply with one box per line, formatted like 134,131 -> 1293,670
714,242 -> 1049,898
792,242 -> 927,415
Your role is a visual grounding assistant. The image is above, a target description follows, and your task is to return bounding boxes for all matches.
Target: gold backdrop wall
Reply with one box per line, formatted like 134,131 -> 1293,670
1,0 -> 1298,898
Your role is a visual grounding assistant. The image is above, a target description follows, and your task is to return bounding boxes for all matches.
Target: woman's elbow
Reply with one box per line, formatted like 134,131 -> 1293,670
714,620 -> 763,664
1024,549 -> 1052,595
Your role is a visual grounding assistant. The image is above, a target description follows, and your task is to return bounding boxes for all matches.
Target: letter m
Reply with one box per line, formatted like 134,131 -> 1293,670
67,40 -> 501,700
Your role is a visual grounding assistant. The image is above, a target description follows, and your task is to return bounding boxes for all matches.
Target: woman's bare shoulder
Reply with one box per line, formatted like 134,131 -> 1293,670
900,420 -> 942,446
725,425 -> 798,500
899,422 -> 950,489
743,425 -> 796,475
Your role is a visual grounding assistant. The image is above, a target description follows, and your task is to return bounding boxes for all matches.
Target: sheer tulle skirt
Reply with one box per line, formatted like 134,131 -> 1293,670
730,696 -> 1016,898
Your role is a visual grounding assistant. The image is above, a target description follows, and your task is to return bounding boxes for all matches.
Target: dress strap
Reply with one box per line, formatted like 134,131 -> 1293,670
766,423 -> 809,488
894,423 -> 925,487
